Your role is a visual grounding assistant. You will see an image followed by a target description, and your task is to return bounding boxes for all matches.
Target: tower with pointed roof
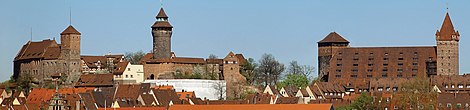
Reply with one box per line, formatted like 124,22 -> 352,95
436,12 -> 460,75
152,8 -> 173,59
60,25 -> 82,84
317,32 -> 350,81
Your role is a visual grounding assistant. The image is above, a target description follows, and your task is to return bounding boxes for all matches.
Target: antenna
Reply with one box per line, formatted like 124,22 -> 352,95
30,27 -> 33,41
446,2 -> 449,12
69,2 -> 72,25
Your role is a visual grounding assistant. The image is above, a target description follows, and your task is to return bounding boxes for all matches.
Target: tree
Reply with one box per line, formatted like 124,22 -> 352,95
208,54 -> 218,59
255,53 -> 285,87
124,50 -> 146,64
350,92 -> 374,110
394,77 -> 437,109
278,73 -> 309,88
240,58 -> 257,85
17,73 -> 34,94
213,81 -> 227,100
287,61 -> 315,81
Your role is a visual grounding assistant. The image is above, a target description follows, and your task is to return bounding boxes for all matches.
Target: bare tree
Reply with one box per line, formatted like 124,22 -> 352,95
213,81 -> 226,100
255,53 -> 285,87
124,50 -> 146,64
287,60 -> 315,81
208,54 -> 218,59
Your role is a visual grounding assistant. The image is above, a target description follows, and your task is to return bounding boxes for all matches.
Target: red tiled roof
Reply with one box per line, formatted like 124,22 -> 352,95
156,8 -> 168,18
60,25 -> 81,35
113,61 -> 130,75
169,104 -> 334,110
436,12 -> 458,41
14,39 -> 60,61
75,74 -> 114,87
26,88 -> 55,104
177,91 -> 195,100
318,32 -> 349,43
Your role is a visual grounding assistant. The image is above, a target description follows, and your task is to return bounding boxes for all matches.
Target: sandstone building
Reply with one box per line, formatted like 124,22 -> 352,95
13,26 -> 83,85
317,12 -> 460,87
141,8 -> 248,98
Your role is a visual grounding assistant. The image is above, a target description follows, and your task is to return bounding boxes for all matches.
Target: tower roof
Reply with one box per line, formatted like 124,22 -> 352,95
60,25 -> 81,35
318,32 -> 349,43
437,12 -> 458,41
156,8 -> 168,18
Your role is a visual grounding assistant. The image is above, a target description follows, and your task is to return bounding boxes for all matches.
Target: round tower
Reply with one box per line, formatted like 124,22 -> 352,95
151,8 -> 173,59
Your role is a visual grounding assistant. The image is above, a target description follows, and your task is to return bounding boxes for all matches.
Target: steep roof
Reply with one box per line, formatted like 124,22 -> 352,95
275,97 -> 300,104
436,12 -> 459,41
14,39 -> 60,61
152,22 -> 173,28
318,32 -> 349,43
156,8 -> 168,18
75,74 -> 114,87
113,61 -> 130,75
153,89 -> 182,107
60,25 -> 81,35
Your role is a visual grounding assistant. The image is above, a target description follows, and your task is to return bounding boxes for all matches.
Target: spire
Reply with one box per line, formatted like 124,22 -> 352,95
152,8 -> 173,28
436,12 -> 459,41
61,25 -> 81,35
156,8 -> 168,18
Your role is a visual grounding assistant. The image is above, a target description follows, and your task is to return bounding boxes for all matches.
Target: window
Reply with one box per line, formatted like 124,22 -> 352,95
382,74 -> 388,77
378,87 -> 383,91
447,103 -> 452,108
445,85 -> 449,88
413,58 -> 418,60
336,64 -> 342,66
385,53 -> 389,56
368,63 -> 374,66
383,63 -> 388,66
353,58 -> 359,60
451,85 -> 455,88
336,69 -> 342,72
383,58 -> 389,60
413,63 -> 418,66
399,52 -> 404,55
351,75 -> 358,78
368,69 -> 373,72
368,58 -> 374,60
414,52 -> 418,55
352,69 -> 358,72
335,75 -> 341,78
337,58 -> 342,61
392,87 -> 398,92
398,63 -> 403,66
412,74 -> 416,77
397,69 -> 403,72
353,64 -> 358,66
398,58 -> 404,60
126,75 -> 128,78
186,94 -> 190,98
459,84 -> 464,88
386,87 -> 390,91
397,74 -> 403,77
466,85 -> 470,88
383,69 -> 388,72
367,75 -> 373,78
412,69 -> 418,72
128,68 -> 131,71
394,106 -> 399,110
457,103 -> 462,108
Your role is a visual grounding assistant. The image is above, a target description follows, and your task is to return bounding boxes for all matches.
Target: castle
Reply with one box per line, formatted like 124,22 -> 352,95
13,26 -> 83,85
317,12 -> 460,87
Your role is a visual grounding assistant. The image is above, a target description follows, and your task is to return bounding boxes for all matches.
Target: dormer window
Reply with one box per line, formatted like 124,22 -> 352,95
157,18 -> 167,22
458,84 -> 464,88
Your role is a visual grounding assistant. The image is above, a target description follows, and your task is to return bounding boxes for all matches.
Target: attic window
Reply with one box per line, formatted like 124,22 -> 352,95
458,84 -> 463,88
466,85 -> 470,88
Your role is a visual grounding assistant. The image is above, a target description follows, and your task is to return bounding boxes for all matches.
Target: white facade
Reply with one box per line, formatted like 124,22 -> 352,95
144,79 -> 226,100
114,63 -> 144,84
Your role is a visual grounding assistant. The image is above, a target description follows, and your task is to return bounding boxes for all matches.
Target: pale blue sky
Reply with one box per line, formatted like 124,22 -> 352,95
1,0 -> 469,81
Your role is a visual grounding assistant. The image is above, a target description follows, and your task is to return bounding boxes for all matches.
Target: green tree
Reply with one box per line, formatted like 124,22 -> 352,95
17,73 -> 34,94
240,58 -> 257,85
124,50 -> 146,64
395,77 -> 437,109
350,92 -> 374,110
278,74 -> 309,88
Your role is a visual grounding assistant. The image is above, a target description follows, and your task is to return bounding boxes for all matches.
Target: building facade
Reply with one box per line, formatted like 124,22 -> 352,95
13,26 -> 82,85
317,12 -> 460,86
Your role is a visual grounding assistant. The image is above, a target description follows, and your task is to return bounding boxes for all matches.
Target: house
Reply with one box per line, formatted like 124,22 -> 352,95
113,61 -> 145,84
279,86 -> 298,97
437,93 -> 470,109
168,104 -> 335,110
263,85 -> 280,96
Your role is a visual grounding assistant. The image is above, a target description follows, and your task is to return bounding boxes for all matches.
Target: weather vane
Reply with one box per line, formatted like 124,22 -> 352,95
160,0 -> 164,8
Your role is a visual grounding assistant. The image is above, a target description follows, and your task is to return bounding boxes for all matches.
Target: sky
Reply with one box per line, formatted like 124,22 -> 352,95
0,0 -> 469,82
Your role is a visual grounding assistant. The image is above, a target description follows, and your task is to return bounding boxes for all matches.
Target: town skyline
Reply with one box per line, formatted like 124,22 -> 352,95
1,0 -> 470,81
